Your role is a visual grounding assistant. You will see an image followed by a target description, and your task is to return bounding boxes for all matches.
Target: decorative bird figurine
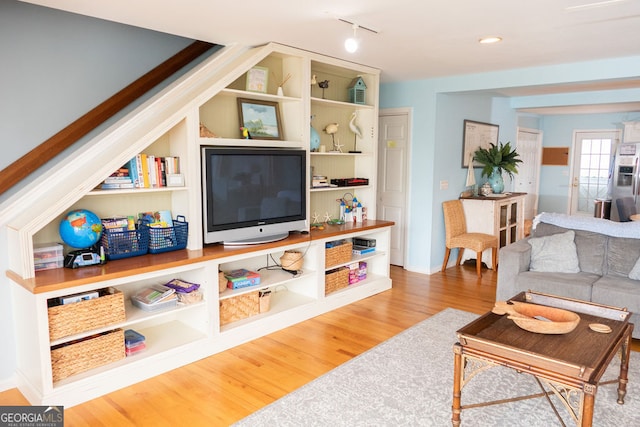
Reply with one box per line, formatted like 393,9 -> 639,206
311,74 -> 317,85
348,111 -> 363,153
324,123 -> 339,151
318,80 -> 330,98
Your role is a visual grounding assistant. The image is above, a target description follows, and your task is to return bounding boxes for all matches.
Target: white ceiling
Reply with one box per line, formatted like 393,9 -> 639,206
22,0 -> 640,113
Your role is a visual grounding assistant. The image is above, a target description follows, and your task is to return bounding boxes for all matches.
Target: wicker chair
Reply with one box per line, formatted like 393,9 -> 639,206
442,199 -> 498,278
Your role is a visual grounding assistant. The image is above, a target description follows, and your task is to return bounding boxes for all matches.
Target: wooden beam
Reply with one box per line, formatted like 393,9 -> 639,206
0,40 -> 215,196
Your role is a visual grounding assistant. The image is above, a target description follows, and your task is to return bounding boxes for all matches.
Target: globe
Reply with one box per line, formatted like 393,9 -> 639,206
59,209 -> 103,249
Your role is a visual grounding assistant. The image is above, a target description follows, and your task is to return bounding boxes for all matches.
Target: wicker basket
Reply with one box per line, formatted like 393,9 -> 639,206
48,289 -> 126,341
280,250 -> 304,271
325,241 -> 353,268
325,267 -> 350,295
220,291 -> 259,325
218,271 -> 227,293
51,329 -> 125,382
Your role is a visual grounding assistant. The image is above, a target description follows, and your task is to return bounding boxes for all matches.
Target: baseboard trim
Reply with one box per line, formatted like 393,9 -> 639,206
0,376 -> 17,393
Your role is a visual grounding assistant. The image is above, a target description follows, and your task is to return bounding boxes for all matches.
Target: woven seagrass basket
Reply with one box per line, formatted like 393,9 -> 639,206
325,267 -> 349,295
51,329 -> 125,382
280,250 -> 304,271
218,271 -> 227,293
48,289 -> 126,341
325,241 -> 353,268
220,291 -> 259,325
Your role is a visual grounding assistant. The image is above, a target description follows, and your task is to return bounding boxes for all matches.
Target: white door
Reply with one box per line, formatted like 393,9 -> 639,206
377,110 -> 410,266
514,128 -> 543,219
570,130 -> 620,216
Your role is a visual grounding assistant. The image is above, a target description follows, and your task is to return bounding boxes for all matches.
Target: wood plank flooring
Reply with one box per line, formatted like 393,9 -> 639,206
1,265 -> 637,425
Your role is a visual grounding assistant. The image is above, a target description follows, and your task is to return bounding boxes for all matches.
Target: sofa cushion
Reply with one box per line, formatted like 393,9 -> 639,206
592,275 -> 640,314
531,223 -> 605,275
606,236 -> 640,278
515,271 -> 598,301
529,230 -> 580,273
629,256 -> 640,280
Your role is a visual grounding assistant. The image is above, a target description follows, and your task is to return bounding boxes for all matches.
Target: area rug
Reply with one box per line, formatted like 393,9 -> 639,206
234,308 -> 640,426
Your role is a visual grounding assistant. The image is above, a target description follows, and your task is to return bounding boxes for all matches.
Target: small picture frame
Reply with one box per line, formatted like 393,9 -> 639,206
237,98 -> 283,140
462,119 -> 499,168
245,66 -> 269,93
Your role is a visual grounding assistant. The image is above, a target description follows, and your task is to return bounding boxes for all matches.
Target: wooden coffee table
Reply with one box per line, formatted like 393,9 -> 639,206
452,291 -> 633,426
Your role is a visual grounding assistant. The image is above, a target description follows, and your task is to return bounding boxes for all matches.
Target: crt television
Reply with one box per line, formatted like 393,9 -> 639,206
201,146 -> 308,245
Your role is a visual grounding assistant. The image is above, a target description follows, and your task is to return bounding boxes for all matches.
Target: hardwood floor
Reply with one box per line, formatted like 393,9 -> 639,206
1,265 -> 637,425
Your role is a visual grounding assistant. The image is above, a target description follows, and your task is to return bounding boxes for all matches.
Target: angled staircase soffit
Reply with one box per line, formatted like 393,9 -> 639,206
0,43 -> 292,235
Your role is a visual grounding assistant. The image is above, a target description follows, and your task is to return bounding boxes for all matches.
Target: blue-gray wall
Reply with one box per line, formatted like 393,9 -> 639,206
0,1 -> 193,388
0,1 -> 194,171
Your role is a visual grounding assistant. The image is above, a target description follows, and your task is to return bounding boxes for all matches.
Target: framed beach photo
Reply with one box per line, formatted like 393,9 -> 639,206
237,98 -> 283,140
245,66 -> 269,93
462,119 -> 499,168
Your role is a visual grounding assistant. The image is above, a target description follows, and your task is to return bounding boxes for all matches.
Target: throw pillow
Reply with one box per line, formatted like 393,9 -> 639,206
529,230 -> 580,273
629,256 -> 640,280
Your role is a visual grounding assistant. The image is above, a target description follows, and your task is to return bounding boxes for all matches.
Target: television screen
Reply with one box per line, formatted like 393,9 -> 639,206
202,147 -> 307,245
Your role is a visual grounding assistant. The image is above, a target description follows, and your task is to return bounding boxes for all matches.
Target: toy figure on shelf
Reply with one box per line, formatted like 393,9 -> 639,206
240,127 -> 251,139
318,80 -> 329,99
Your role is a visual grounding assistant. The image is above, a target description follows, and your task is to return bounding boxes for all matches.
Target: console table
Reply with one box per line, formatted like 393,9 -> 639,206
459,192 -> 526,268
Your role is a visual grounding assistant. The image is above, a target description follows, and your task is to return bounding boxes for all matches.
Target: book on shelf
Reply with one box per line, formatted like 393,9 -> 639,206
352,245 -> 376,255
138,210 -> 174,228
133,284 -> 176,305
224,268 -> 261,289
101,217 -> 131,233
125,154 -> 180,189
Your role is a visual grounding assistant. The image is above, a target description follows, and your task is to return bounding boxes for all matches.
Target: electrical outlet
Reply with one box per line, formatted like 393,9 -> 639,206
440,180 -> 448,190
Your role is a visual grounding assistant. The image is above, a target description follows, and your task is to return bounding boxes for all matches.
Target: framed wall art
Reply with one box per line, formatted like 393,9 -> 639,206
237,98 -> 283,140
245,66 -> 269,93
462,119 -> 499,167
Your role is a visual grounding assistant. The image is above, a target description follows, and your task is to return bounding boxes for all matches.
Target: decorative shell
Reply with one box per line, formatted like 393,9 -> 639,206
492,301 -> 580,334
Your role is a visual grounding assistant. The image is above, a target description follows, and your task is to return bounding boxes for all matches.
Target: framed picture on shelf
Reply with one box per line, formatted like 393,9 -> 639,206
237,98 -> 283,140
245,66 -> 269,93
462,119 -> 499,168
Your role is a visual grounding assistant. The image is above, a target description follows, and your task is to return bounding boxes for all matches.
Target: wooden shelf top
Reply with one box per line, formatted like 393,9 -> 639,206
8,220 -> 394,295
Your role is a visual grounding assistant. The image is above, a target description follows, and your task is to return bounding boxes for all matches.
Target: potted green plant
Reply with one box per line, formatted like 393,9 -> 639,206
473,142 -> 522,194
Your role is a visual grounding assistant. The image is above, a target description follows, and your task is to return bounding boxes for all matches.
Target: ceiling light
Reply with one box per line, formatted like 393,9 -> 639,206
345,24 -> 359,53
338,18 -> 378,54
479,36 -> 502,44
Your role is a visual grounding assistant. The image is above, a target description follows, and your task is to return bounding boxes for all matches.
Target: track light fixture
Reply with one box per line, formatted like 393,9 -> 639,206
345,24 -> 359,53
338,18 -> 378,54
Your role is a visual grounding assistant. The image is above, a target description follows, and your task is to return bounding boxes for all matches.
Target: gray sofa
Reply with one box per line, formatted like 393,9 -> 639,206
497,219 -> 640,338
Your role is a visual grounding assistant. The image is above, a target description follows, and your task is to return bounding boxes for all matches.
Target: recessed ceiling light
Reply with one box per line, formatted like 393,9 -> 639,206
479,36 -> 502,44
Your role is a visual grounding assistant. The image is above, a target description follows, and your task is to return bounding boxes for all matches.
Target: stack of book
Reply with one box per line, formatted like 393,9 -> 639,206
101,167 -> 134,189
224,269 -> 261,290
131,284 -> 178,311
312,175 -> 330,188
124,329 -> 146,357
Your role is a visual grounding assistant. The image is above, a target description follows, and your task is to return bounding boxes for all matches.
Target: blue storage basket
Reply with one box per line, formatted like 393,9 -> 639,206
148,215 -> 188,254
101,225 -> 150,260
